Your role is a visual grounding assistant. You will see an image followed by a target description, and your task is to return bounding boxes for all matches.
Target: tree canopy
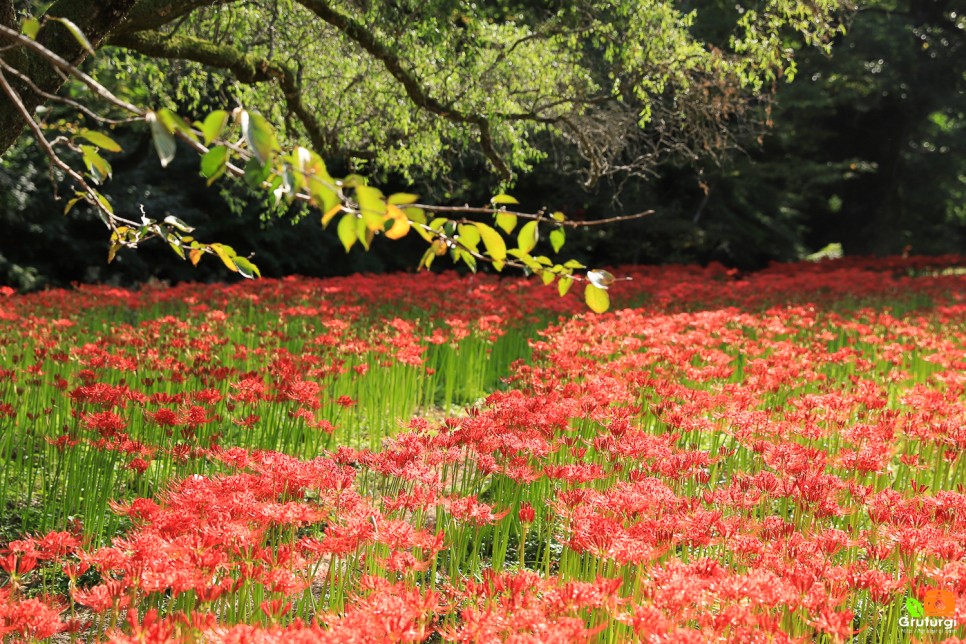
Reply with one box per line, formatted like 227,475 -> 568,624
0,0 -> 854,303
3,0 -> 849,171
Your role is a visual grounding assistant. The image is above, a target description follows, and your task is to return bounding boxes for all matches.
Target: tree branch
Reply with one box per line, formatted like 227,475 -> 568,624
296,0 -> 513,180
110,29 -> 331,153
477,120 -> 511,182
0,66 -> 138,229
0,58 -> 141,125
0,24 -> 144,115
0,1 -> 14,30
116,0 -> 576,181
412,204 -> 655,228
116,0 -> 237,34
0,0 -> 141,155
0,16 -> 644,293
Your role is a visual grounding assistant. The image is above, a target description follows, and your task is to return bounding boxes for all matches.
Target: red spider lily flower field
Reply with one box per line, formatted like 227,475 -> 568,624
1,256 -> 965,643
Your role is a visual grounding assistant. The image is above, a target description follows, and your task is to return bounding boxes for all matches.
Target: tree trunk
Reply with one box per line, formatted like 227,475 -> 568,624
0,0 -> 141,156
0,2 -> 15,32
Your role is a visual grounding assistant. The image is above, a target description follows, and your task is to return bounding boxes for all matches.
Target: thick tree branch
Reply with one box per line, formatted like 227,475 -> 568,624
111,31 -> 274,83
298,0 -> 467,121
110,30 -> 331,153
0,0 -> 140,155
0,1 -> 14,30
117,0 -> 570,181
0,25 -> 144,115
296,0 -> 513,180
477,120 -> 511,182
116,0 -> 237,34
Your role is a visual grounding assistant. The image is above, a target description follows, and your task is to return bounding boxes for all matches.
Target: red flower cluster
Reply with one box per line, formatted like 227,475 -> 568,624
0,256 -> 964,641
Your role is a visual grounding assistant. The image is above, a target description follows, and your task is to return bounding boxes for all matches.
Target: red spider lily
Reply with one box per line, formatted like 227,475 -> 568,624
72,579 -> 131,613
0,590 -> 67,640
230,375 -> 267,404
519,503 -> 536,524
0,259 -> 964,641
443,495 -> 509,526
146,407 -> 180,427
70,382 -> 143,409
0,551 -> 37,576
809,606 -> 859,643
109,608 -> 175,643
81,410 -> 127,436
336,395 -> 357,408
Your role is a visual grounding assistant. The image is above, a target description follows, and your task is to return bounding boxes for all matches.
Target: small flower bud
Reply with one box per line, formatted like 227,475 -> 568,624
518,503 -> 535,525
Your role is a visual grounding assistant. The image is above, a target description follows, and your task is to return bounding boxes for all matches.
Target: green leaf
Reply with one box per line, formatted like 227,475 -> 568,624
584,283 -> 610,313
21,17 -> 40,40
412,216 -> 436,243
906,597 -> 924,618
405,208 -> 426,225
355,185 -> 387,228
455,249 -> 477,272
199,110 -> 230,146
309,178 -> 339,213
78,130 -> 121,153
549,228 -> 565,253
474,222 -> 506,264
107,242 -> 122,263
342,174 -> 367,188
163,216 -> 195,233
517,220 -> 539,254
419,247 -> 436,270
158,109 -> 198,143
304,152 -> 339,212
200,146 -> 229,185
51,17 -> 95,56
321,205 -> 343,228
64,194 -> 84,215
506,248 -> 542,273
90,190 -> 113,227
233,256 -> 261,279
388,193 -> 419,205
167,236 -> 186,260
456,223 -> 481,251
146,111 -> 176,168
491,193 -> 519,205
337,214 -> 357,252
243,157 -> 272,188
80,145 -> 111,183
209,243 -> 237,272
356,216 -> 373,250
240,110 -> 277,166
278,166 -> 299,204
558,276 -> 573,296
495,212 -> 517,234
361,211 -> 384,235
